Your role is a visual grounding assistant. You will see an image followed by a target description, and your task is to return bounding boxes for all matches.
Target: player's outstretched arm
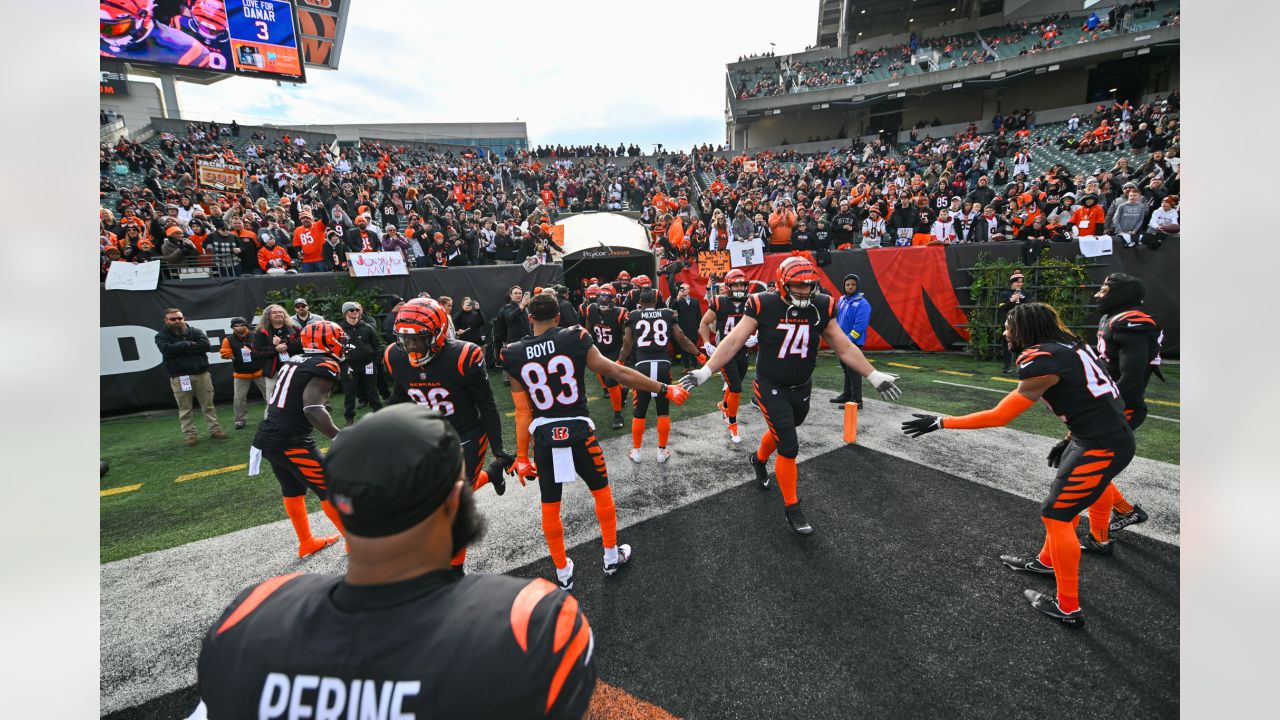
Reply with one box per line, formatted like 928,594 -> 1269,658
680,315 -> 757,390
822,322 -> 901,401
302,377 -> 341,440
901,375 -> 1056,438
587,345 -> 687,405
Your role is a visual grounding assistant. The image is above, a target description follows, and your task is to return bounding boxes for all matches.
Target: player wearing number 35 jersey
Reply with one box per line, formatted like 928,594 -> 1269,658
902,302 -> 1135,628
503,295 -> 689,591
386,298 -> 513,575
682,257 -> 902,536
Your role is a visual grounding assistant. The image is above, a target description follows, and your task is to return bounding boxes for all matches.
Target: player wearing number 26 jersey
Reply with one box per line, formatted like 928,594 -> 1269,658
682,257 -> 901,536
503,295 -> 689,591
902,302 -> 1135,628
387,298 -> 511,574
252,322 -> 351,559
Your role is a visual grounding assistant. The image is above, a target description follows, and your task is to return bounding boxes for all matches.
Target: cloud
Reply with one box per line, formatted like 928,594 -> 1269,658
169,0 -> 815,147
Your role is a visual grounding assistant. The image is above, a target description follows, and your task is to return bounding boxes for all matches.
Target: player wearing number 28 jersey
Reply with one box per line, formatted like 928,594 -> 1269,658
385,298 -> 513,574
682,257 -> 902,536
503,295 -> 689,590
902,302 -> 1135,628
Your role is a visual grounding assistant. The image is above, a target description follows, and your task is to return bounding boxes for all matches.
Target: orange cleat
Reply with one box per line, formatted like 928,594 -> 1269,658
298,533 -> 340,558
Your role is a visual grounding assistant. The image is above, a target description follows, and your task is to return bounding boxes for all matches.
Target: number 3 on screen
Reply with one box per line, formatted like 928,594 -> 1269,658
256,20 -> 270,41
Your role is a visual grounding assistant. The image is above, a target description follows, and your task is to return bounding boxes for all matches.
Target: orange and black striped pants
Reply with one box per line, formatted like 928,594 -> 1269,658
262,442 -> 330,500
533,432 -> 609,504
753,375 -> 812,459
1041,433 -> 1136,521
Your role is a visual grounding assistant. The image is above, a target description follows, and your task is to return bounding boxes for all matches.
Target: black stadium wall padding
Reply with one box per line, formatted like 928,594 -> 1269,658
102,241 -> 1177,415
101,263 -> 562,416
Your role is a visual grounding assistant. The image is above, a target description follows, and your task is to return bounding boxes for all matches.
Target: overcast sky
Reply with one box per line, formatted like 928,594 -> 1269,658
171,0 -> 816,149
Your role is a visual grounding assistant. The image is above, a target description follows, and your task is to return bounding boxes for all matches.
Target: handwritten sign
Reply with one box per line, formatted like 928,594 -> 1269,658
522,255 -> 544,272
348,251 -> 408,277
728,237 -> 765,268
104,260 -> 161,291
195,159 -> 245,192
742,160 -> 759,173
697,251 -> 731,277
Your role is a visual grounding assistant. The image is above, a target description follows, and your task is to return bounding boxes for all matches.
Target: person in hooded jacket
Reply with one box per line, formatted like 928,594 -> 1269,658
832,274 -> 872,407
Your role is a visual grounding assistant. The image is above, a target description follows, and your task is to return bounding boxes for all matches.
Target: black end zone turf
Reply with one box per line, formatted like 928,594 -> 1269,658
105,444 -> 1178,719
505,444 -> 1179,719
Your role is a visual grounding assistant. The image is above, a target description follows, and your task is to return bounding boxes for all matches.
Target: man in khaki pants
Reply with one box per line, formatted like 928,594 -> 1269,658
154,307 -> 228,446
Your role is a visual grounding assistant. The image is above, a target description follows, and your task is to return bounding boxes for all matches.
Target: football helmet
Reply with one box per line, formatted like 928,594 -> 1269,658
597,285 -> 616,309
300,321 -> 349,361
777,256 -> 821,309
724,269 -> 749,300
633,275 -> 653,289
585,284 -> 601,300
394,298 -> 450,367
180,0 -> 229,46
100,0 -> 155,48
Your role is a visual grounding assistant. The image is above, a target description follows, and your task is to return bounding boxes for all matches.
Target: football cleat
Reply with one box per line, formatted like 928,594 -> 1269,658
627,448 -> 642,464
1109,505 -> 1149,533
729,425 -> 741,444
1080,534 -> 1115,555
485,459 -> 507,496
656,448 -> 670,463
785,503 -> 814,536
750,453 -> 770,489
717,401 -> 730,425
612,411 -> 624,430
1024,589 -> 1085,627
1000,555 -> 1055,575
298,534 -> 340,558
603,544 -> 632,576
555,558 -> 575,591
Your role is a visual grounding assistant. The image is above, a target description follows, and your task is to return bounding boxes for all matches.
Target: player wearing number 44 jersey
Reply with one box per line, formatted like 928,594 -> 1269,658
251,322 -> 351,559
617,288 -> 706,463
584,285 -> 630,429
903,302 -> 1135,628
386,298 -> 514,575
503,295 -> 689,591
682,257 -> 902,536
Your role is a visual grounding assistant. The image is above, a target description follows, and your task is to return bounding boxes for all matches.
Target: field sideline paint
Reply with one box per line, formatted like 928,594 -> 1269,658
886,361 -> 922,369
102,483 -> 143,497
176,464 -> 248,483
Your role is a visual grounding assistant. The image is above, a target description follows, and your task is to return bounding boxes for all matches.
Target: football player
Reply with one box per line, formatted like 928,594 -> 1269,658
682,257 -> 902,535
622,274 -> 655,310
100,0 -> 215,68
502,294 -> 689,590
578,284 -> 600,325
385,298 -> 516,575
584,285 -> 630,429
611,270 -> 633,298
617,288 -> 706,462
1087,272 -> 1163,533
902,302 -> 1136,628
251,321 -> 349,558
172,0 -> 230,70
699,268 -> 753,443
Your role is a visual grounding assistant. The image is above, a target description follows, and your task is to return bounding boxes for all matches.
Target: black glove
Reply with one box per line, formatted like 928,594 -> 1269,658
901,413 -> 943,438
1047,437 -> 1070,468
491,446 -> 515,464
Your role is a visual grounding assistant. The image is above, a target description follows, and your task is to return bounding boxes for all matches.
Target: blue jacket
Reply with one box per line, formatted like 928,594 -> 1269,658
836,273 -> 871,346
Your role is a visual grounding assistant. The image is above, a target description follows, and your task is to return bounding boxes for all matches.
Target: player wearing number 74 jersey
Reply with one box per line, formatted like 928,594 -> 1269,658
503,294 -> 689,591
681,256 -> 902,536
385,298 -> 514,575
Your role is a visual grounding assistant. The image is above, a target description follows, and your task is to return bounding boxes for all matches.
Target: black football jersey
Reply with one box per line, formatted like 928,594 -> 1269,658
585,305 -> 628,359
745,292 -> 835,386
626,306 -> 677,362
1096,309 -> 1163,399
194,572 -> 594,720
502,327 -> 595,421
709,295 -> 748,341
254,355 -> 341,448
385,340 -> 496,439
1016,341 -> 1130,444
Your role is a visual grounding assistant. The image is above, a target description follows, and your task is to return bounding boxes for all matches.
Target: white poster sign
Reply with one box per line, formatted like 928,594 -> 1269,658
728,237 -> 766,268
104,260 -> 161,291
347,251 -> 409,277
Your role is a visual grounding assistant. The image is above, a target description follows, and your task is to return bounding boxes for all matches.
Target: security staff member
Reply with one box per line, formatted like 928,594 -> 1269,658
337,301 -> 385,427
191,405 -> 596,719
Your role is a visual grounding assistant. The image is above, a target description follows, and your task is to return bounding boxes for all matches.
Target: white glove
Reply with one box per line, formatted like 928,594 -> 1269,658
702,342 -> 717,356
866,370 -> 902,401
679,366 -> 713,391
745,334 -> 758,349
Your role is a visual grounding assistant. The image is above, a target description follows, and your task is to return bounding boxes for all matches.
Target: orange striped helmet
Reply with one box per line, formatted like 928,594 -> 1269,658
596,285 -> 616,308
777,256 -> 821,309
394,298 -> 449,367
724,268 -> 749,299
300,321 -> 349,361
633,275 -> 653,289
585,284 -> 601,300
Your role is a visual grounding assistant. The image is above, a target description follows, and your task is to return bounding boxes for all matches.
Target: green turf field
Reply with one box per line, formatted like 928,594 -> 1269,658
100,352 -> 1178,563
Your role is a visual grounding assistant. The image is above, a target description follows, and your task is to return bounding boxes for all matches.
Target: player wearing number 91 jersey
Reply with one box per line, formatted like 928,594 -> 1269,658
681,256 -> 901,537
386,299 -> 512,574
901,302 -> 1135,628
503,294 -> 689,591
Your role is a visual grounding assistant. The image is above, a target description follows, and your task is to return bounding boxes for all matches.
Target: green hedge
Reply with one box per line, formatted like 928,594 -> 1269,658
966,250 -> 1092,361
